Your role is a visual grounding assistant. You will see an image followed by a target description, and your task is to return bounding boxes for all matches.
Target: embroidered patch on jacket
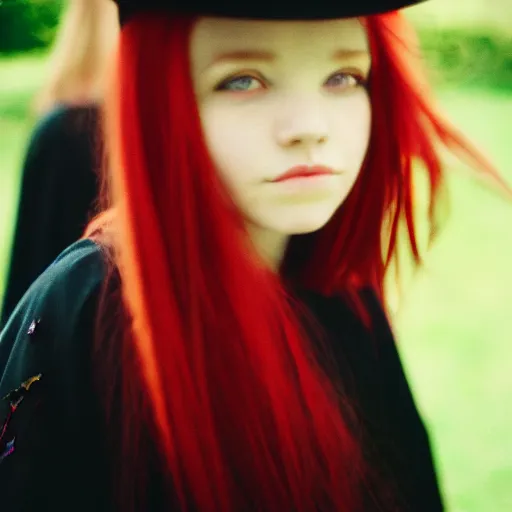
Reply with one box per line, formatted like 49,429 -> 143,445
0,374 -> 43,464
27,318 -> 42,339
0,438 -> 15,463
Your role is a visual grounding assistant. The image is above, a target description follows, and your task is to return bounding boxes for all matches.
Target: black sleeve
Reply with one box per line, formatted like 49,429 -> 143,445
1,105 -> 101,327
361,290 -> 446,512
0,239 -> 113,512
293,288 -> 446,511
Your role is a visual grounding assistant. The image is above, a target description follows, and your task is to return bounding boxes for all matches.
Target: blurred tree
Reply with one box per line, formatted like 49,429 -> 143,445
407,0 -> 512,32
0,0 -> 64,53
418,28 -> 512,90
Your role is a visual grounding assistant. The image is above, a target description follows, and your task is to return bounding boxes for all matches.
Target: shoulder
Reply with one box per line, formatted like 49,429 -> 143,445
31,103 -> 100,142
0,238 -> 107,397
2,237 -> 106,329
20,103 -> 101,189
0,239 -> 114,508
22,104 -> 101,167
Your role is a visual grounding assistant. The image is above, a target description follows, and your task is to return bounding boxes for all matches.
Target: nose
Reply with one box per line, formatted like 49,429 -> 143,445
274,96 -> 329,149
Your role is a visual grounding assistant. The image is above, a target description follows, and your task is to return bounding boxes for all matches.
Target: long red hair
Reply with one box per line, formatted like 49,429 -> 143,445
86,11 -> 505,512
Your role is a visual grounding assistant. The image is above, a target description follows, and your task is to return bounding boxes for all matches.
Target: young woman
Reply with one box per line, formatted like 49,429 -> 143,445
1,0 -> 118,325
0,1 -> 507,511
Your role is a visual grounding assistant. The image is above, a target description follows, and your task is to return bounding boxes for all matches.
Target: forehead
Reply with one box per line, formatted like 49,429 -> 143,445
191,17 -> 369,58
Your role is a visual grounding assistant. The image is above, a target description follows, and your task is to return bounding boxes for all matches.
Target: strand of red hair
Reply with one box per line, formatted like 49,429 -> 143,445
285,12 -> 509,312
84,10 -> 508,512
94,12 -> 364,512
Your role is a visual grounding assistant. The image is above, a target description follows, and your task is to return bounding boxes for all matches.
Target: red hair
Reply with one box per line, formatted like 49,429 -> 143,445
285,15 -> 508,303
86,11 -> 506,512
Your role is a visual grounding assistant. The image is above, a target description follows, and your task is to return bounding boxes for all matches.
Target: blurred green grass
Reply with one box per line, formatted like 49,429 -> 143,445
1,38 -> 511,512
0,52 -> 47,290
393,88 -> 512,511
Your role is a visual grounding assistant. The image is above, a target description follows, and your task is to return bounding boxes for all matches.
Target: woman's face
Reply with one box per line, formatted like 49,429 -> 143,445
190,17 -> 371,238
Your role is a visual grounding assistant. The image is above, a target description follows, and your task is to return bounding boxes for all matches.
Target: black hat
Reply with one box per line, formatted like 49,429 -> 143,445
114,0 -> 427,26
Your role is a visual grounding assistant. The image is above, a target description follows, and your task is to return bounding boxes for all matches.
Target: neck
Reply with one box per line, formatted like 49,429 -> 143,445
246,225 -> 289,272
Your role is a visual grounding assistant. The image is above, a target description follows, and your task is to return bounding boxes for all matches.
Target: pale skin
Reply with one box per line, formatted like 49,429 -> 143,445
190,18 -> 372,269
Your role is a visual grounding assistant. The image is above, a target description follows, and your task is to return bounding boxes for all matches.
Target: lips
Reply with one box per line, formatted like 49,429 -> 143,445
271,165 -> 336,183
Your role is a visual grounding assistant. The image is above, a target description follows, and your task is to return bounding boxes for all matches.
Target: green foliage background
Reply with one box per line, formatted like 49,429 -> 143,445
0,0 -> 63,53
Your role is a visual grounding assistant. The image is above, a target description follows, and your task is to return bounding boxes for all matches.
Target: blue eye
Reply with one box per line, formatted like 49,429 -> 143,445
216,75 -> 264,92
325,72 -> 365,90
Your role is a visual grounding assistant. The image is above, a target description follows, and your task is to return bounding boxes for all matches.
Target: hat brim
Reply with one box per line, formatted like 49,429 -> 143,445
115,0 -> 427,25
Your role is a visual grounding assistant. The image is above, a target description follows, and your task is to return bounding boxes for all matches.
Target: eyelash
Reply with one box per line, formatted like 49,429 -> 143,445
214,70 -> 367,93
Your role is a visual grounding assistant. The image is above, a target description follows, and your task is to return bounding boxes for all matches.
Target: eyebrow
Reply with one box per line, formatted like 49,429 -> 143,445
210,50 -> 276,66
208,48 -> 369,67
332,49 -> 370,60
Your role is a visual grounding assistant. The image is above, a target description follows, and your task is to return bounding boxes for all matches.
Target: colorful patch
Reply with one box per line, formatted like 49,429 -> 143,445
2,373 -> 43,405
0,438 -> 15,463
0,374 -> 43,464
27,318 -> 41,337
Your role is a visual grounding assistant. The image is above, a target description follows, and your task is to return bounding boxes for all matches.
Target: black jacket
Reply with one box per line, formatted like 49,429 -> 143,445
1,104 -> 101,327
0,239 -> 445,511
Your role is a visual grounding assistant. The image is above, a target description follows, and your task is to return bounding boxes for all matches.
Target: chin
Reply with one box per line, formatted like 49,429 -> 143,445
255,201 -> 342,236
275,213 -> 335,235
286,223 -> 329,235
